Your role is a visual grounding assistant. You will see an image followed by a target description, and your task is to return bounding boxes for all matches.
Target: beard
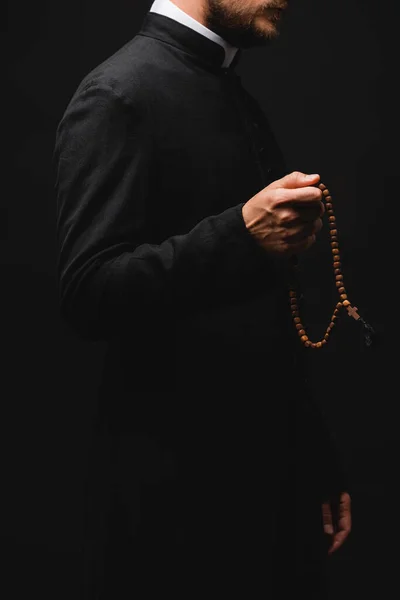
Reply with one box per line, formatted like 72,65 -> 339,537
204,0 -> 282,49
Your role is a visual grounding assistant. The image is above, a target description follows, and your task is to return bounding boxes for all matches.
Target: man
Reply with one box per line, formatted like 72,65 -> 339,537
53,0 -> 351,597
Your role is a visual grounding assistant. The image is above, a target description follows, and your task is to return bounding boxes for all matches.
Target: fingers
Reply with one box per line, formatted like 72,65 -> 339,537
288,216 -> 323,238
279,216 -> 323,253
246,171 -> 325,256
295,201 -> 325,219
340,492 -> 352,509
292,234 -> 316,254
322,502 -> 334,535
274,185 -> 324,207
328,530 -> 349,555
267,172 -> 323,218
269,171 -> 321,190
325,492 -> 352,555
313,216 -> 323,234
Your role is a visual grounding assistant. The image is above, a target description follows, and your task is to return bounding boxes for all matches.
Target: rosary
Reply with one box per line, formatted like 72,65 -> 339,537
288,182 -> 376,349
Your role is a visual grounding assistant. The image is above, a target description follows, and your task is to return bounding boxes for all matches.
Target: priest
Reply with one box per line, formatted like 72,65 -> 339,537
53,1 -> 351,597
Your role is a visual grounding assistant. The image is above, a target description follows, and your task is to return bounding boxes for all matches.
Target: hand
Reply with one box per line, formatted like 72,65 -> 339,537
241,171 -> 325,257
322,491 -> 352,555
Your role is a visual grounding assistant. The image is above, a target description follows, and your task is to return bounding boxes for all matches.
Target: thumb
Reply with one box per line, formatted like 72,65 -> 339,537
268,171 -> 320,190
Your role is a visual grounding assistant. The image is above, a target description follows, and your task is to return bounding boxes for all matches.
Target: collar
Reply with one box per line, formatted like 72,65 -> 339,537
143,0 -> 241,71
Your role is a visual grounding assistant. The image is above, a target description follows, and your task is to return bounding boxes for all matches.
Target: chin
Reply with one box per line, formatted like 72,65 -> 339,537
253,16 -> 279,38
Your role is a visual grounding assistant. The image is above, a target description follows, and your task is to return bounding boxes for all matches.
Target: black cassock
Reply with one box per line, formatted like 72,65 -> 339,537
54,11 -> 347,598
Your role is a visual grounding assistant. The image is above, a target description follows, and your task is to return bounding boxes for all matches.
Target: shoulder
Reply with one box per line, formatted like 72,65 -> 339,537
72,32 -> 174,110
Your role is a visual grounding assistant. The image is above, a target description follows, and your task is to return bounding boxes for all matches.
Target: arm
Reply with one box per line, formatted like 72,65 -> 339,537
53,82 -> 274,341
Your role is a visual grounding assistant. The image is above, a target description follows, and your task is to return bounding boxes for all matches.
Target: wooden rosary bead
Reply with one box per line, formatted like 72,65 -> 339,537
289,183 -> 358,349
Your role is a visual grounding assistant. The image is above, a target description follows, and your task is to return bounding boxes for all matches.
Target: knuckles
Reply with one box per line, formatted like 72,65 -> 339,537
277,209 -> 297,226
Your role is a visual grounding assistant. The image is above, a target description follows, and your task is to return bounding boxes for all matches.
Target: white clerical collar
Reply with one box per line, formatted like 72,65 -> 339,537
149,0 -> 239,68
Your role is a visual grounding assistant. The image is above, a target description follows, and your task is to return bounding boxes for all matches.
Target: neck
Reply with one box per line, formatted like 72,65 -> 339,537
169,0 -> 207,26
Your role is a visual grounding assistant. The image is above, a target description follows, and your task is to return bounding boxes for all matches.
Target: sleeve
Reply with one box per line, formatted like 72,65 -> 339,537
53,82 -> 276,341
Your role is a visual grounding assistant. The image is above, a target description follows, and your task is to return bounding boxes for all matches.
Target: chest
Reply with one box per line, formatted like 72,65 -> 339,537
147,74 -> 282,231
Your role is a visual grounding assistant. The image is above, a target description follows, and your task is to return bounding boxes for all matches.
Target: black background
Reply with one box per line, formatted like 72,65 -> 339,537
4,1 -> 390,598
